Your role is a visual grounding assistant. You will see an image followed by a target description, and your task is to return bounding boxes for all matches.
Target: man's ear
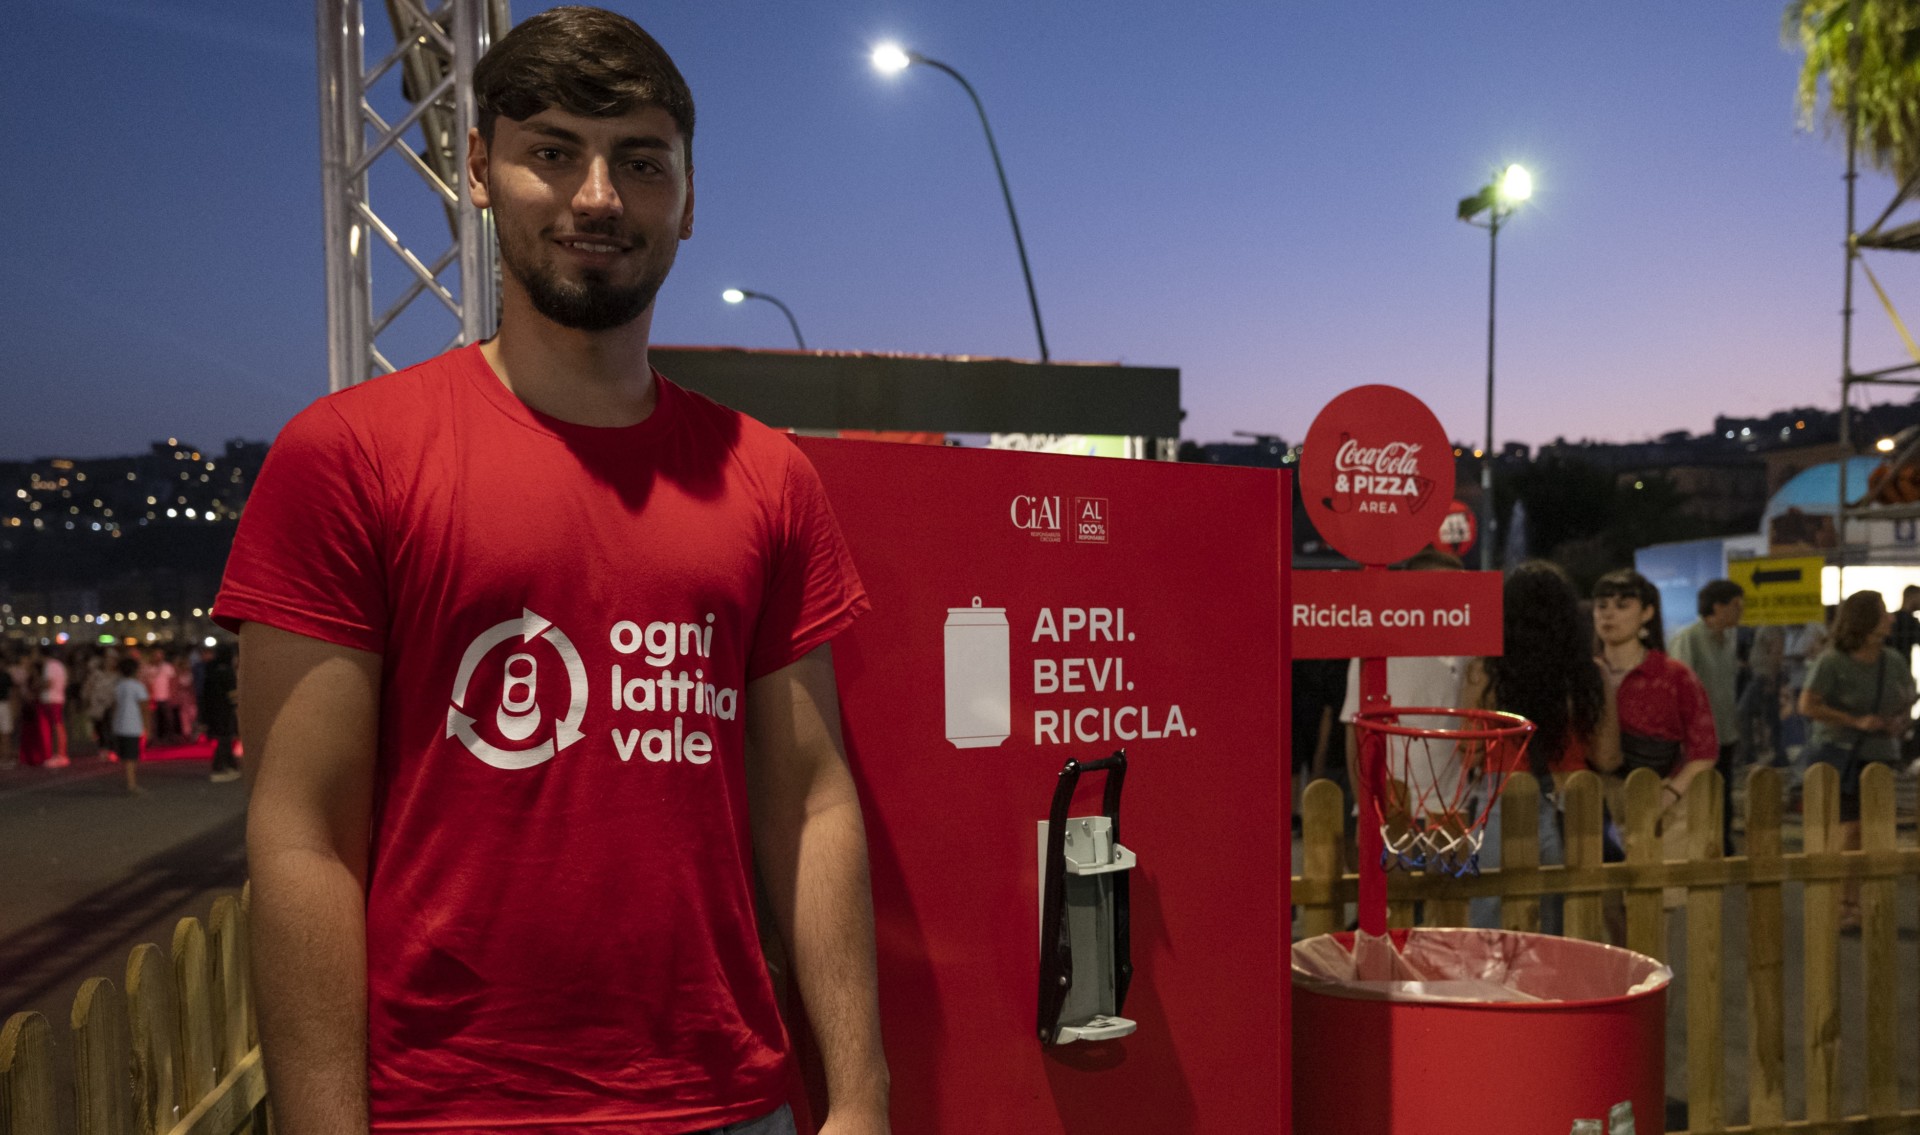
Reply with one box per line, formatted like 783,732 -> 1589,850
680,168 -> 695,240
467,126 -> 492,210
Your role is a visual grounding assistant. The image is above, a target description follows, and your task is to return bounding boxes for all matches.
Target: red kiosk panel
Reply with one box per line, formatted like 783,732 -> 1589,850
798,438 -> 1291,1134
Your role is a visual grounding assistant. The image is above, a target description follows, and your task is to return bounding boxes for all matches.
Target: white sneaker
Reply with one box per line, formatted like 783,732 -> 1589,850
209,770 -> 242,783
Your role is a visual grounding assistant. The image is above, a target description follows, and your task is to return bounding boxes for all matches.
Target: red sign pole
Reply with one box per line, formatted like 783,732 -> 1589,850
1355,575 -> 1391,935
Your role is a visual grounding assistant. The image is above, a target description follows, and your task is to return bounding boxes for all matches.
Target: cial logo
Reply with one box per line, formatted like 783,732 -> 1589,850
1011,494 -> 1062,541
447,608 -> 588,769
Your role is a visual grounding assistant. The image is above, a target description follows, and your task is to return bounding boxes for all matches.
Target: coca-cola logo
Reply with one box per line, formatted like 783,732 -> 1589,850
1334,439 -> 1422,476
1300,386 -> 1456,566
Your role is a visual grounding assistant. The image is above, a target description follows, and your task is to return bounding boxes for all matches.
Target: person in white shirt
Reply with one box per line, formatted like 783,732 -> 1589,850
109,656 -> 152,794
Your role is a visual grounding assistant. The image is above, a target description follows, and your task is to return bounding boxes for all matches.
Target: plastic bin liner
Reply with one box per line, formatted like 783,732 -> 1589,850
1292,927 -> 1671,1004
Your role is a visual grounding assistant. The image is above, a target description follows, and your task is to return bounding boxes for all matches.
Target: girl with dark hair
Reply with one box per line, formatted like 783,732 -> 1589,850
1798,589 -> 1915,931
1463,561 -> 1619,930
1593,568 -> 1717,909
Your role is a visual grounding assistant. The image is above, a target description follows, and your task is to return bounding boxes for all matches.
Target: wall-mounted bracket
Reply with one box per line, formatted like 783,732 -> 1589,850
1037,750 -> 1136,1046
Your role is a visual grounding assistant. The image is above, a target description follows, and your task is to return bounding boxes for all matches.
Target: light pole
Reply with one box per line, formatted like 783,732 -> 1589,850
722,288 -> 808,350
1456,163 -> 1532,571
872,42 -> 1050,362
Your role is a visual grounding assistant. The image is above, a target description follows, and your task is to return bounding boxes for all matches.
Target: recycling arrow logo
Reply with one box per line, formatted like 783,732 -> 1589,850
446,608 -> 588,770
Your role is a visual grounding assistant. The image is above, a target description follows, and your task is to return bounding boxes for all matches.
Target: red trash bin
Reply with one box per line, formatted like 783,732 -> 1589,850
1293,928 -> 1669,1134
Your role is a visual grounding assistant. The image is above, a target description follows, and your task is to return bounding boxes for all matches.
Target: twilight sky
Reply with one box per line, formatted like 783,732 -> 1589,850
5,0 -> 1918,460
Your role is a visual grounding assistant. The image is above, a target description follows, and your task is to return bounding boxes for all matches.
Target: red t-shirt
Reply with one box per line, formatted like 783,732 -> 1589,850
214,345 -> 868,1133
1616,650 -> 1718,769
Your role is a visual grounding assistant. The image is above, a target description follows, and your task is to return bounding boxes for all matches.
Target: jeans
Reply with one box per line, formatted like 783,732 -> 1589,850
1468,776 -> 1565,934
704,1105 -> 795,1135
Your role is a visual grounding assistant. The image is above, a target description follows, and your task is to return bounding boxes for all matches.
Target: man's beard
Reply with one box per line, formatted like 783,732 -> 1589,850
497,222 -> 668,332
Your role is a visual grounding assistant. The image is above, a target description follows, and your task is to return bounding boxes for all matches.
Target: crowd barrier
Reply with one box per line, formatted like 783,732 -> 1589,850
5,766 -> 1915,1134
0,890 -> 263,1135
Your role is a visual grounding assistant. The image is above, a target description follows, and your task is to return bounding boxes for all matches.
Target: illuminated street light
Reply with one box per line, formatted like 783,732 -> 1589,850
871,42 -> 1049,362
722,288 -> 808,350
1877,436 -> 1897,453
1458,162 -> 1534,571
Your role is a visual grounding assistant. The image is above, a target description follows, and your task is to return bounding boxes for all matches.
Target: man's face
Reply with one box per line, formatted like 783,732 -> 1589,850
469,105 -> 694,332
1709,596 -> 1745,630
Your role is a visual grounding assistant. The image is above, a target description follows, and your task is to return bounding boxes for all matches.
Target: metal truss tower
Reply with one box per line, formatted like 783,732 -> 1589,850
317,0 -> 510,391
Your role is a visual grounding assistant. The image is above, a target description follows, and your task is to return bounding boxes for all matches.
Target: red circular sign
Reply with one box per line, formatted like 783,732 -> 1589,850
1300,385 -> 1456,566
1435,499 -> 1477,556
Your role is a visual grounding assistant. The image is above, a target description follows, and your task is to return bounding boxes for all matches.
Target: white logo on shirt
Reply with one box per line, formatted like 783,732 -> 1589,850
447,609 -> 588,769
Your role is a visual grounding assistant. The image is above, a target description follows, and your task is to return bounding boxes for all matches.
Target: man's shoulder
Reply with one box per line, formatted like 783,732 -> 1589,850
658,373 -> 803,476
311,347 -> 477,430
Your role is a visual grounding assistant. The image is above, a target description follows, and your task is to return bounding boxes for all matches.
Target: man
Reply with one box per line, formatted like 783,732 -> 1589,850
215,10 -> 889,1134
1668,579 -> 1744,852
1889,584 -> 1920,666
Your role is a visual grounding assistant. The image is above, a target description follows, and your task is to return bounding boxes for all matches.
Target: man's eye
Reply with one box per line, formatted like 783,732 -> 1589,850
534,147 -> 565,161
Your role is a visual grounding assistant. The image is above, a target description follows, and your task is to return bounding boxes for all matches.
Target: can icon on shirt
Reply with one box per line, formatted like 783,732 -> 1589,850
945,598 -> 1011,748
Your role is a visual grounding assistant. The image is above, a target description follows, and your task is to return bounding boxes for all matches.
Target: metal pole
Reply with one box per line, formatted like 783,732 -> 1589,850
913,54 -> 1050,363
1481,211 -> 1500,571
1838,12 -> 1860,590
318,0 -> 370,392
751,292 -> 807,350
451,0 -> 498,345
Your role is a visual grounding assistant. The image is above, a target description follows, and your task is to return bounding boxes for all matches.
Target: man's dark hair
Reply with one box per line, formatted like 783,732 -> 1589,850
474,6 -> 695,161
117,656 -> 139,677
1593,568 -> 1666,652
1400,548 -> 1464,571
1697,579 -> 1744,618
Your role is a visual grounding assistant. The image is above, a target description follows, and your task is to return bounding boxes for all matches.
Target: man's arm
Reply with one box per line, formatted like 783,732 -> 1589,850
239,622 -> 381,1135
743,644 -> 889,1134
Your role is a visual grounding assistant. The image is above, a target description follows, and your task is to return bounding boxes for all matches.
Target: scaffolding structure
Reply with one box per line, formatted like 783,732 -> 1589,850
317,0 -> 510,391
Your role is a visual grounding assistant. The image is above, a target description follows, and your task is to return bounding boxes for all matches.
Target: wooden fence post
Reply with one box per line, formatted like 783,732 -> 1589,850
1623,769 -> 1664,962
1859,762 -> 1899,1116
1801,762 -> 1841,1121
127,943 -> 183,1135
1299,778 -> 1344,940
173,918 -> 218,1113
0,1012 -> 56,1135
71,977 -> 133,1135
1684,767 -> 1726,1133
1560,771 -> 1604,941
1743,766 -> 1786,1127
1496,773 -> 1540,934
208,896 -> 250,1084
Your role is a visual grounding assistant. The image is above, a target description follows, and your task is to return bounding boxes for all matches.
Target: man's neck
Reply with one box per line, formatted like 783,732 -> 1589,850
480,290 -> 660,427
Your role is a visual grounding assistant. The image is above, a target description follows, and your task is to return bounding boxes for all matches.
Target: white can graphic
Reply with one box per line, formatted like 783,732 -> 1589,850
944,598 -> 1011,748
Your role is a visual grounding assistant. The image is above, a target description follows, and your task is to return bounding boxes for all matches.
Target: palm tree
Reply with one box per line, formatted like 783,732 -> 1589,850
1787,0 -> 1920,180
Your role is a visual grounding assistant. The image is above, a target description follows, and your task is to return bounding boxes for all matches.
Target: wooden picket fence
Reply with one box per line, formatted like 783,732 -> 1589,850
0,889 -> 263,1135
1295,762 -> 1920,1135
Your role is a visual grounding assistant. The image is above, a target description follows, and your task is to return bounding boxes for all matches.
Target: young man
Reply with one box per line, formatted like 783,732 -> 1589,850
1669,579 -> 1744,852
215,10 -> 889,1134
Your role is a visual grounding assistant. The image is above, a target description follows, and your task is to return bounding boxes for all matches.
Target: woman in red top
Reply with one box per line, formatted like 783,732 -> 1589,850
1593,569 -> 1718,908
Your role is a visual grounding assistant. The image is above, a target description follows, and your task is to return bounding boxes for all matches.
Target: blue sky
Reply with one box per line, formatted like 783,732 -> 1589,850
4,0 -> 1914,458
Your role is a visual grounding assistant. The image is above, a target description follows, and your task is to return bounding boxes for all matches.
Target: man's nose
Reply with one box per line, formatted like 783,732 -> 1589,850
573,156 -> 622,219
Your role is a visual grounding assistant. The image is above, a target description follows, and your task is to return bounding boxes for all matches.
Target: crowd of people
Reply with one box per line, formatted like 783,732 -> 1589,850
1293,559 -> 1920,935
0,640 -> 240,793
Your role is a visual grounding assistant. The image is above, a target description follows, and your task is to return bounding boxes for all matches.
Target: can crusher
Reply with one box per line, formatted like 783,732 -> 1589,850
1036,750 -> 1136,1046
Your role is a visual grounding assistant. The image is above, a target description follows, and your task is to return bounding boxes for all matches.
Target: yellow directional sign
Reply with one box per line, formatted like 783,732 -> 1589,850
1728,556 -> 1825,626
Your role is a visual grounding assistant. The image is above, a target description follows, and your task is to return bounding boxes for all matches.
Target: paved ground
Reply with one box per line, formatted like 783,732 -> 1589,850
0,747 -> 248,1133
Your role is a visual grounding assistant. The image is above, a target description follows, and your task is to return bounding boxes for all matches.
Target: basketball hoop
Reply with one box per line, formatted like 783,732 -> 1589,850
1352,707 -> 1534,877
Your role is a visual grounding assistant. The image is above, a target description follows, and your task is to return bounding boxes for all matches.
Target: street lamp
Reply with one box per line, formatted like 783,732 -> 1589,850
1457,162 -> 1532,571
871,42 -> 1050,362
722,288 -> 808,350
